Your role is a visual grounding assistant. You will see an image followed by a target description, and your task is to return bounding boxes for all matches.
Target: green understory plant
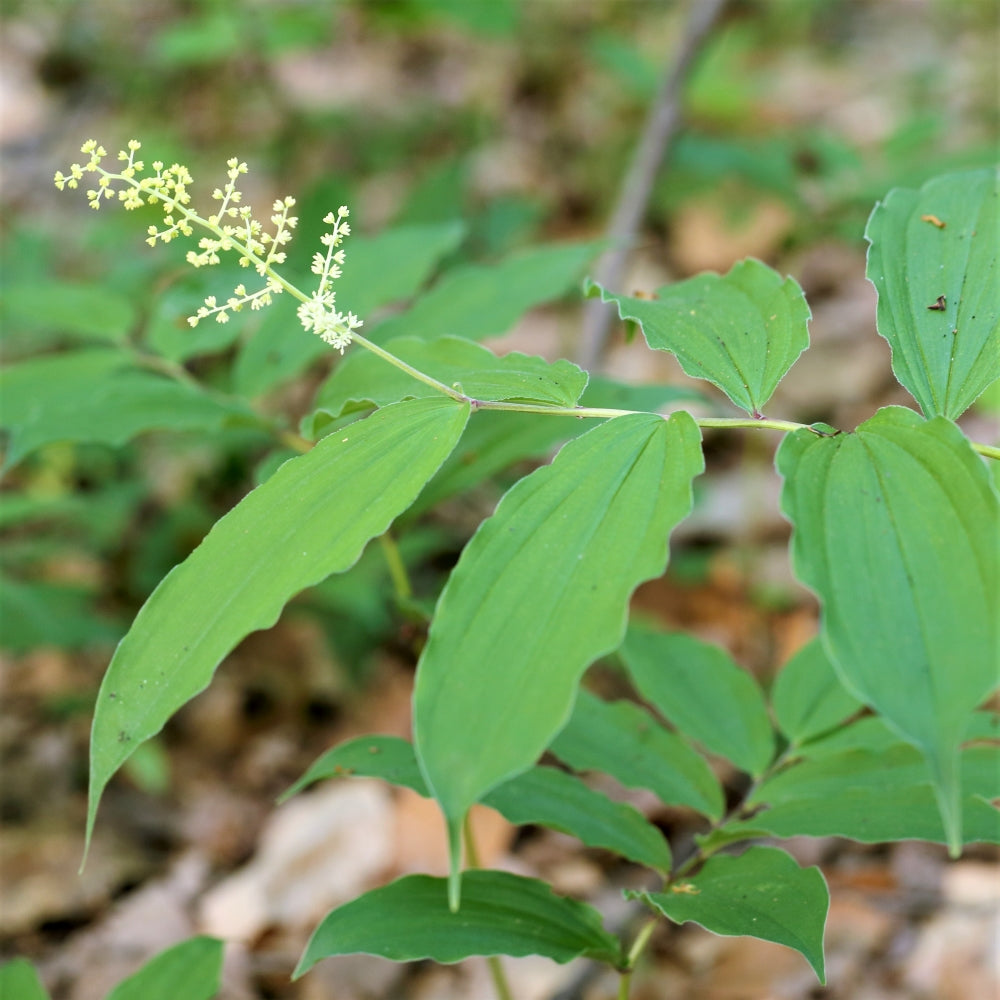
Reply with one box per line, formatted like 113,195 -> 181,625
2,143 -> 997,998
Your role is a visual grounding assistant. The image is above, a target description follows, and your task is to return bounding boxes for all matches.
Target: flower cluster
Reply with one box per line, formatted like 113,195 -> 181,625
295,208 -> 363,353
54,140 -> 361,351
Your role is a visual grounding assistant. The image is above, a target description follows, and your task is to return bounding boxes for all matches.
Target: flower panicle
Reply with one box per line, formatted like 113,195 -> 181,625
297,205 -> 362,354
54,139 -> 361,352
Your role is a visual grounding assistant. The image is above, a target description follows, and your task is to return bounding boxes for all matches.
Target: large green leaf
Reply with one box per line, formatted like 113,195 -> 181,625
312,335 -> 588,419
0,348 -> 254,470
486,765 -> 673,873
0,959 -> 50,1000
87,397 -> 468,852
865,168 -> 1000,419
770,637 -> 863,745
295,871 -> 623,977
233,221 -> 466,395
586,258 -> 810,416
105,937 -> 223,1000
550,690 -> 724,820
621,624 -> 774,777
371,240 -> 601,343
737,741 -> 1000,845
777,406 -> 1000,852
282,734 -> 673,872
413,411 -> 703,903
629,847 -> 828,983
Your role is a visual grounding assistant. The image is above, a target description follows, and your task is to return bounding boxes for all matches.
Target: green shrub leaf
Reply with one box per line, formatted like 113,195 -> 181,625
485,765 -> 674,873
105,937 -> 223,1000
280,734 -> 430,801
87,397 -> 468,854
865,167 -> 1000,419
0,348 -> 254,470
282,735 -> 673,872
771,637 -> 863,745
629,846 -> 828,983
621,625 -> 774,777
372,240 -> 601,343
313,335 -> 588,419
777,406 -> 1000,853
739,741 -> 1000,845
413,411 -> 703,904
550,690 -> 724,820
0,958 -> 50,1000
295,871 -> 623,977
586,257 -> 810,416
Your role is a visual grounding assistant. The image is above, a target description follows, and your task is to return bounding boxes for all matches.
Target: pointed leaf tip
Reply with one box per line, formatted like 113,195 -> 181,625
777,406 -> 999,851
413,411 -> 703,831
86,397 -> 468,846
865,167 -> 1000,420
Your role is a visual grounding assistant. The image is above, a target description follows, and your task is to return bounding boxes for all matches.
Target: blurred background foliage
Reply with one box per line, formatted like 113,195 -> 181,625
1,2 -> 998,995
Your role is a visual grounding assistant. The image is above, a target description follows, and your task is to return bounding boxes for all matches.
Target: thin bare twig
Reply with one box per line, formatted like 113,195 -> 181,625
576,0 -> 732,372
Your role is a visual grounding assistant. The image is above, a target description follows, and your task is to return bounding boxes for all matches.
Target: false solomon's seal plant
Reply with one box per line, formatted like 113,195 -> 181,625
41,142 -> 998,996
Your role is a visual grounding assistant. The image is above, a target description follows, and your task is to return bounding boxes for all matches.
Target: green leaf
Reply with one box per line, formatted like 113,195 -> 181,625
550,690 -> 724,821
771,637 -> 863,745
279,734 -> 429,802
0,349 -> 254,470
629,846 -> 828,983
283,735 -> 673,872
413,411 -> 703,904
105,937 -> 223,1000
0,958 -> 50,1000
586,258 -> 810,416
0,280 -> 135,343
86,397 -> 468,854
865,168 -> 1000,419
740,742 -> 1000,845
372,241 -> 601,343
777,406 -> 1000,852
233,221 -> 466,396
485,765 -> 673,873
295,871 -> 623,977
621,625 -> 774,777
312,335 -> 588,419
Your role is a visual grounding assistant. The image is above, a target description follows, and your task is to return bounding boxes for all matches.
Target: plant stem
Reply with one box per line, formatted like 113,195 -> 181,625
103,163 -> 1000,466
463,815 -> 515,1000
351,332 -> 467,401
378,532 -> 412,602
615,917 -> 658,999
578,0 -> 732,370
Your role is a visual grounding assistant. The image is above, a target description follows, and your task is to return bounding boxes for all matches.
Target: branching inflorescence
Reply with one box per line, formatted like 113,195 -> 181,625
54,139 -> 363,353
